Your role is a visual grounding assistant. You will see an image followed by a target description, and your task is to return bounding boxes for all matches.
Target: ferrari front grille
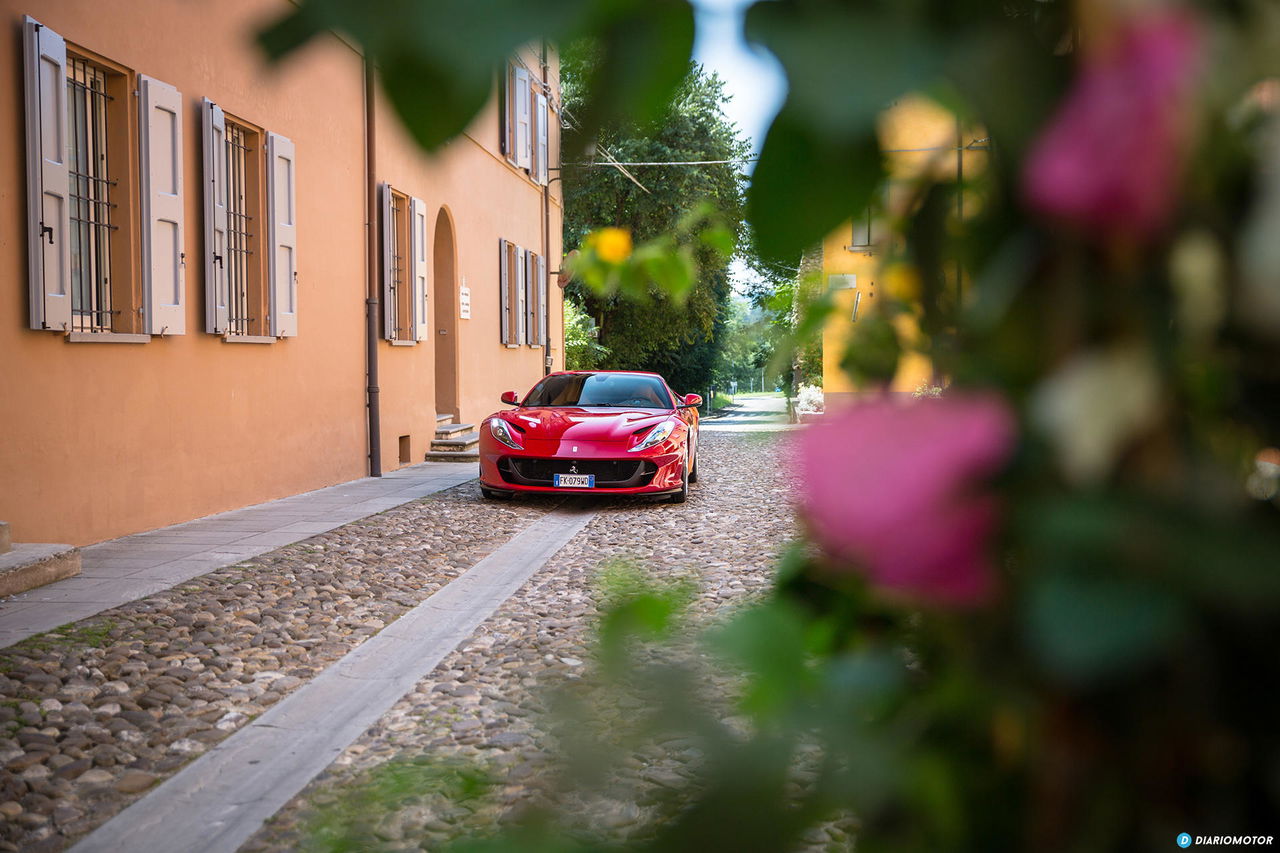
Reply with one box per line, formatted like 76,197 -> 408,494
500,458 -> 658,488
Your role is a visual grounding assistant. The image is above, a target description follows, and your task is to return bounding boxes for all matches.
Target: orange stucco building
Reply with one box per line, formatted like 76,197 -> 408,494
822,95 -> 984,406
0,1 -> 563,545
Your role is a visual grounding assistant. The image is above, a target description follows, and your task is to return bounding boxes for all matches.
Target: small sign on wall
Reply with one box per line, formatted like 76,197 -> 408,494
459,279 -> 471,320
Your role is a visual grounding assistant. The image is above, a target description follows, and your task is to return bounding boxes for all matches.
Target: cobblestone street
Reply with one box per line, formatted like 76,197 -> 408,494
0,418 -> 796,851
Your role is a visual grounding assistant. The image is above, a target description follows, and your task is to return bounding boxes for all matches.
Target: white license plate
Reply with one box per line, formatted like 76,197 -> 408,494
554,473 -> 595,488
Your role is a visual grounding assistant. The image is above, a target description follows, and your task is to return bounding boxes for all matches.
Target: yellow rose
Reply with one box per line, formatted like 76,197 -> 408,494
589,227 -> 633,264
882,262 -> 922,302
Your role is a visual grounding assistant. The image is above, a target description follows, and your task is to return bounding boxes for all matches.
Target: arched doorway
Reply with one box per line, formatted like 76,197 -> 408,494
433,208 -> 459,418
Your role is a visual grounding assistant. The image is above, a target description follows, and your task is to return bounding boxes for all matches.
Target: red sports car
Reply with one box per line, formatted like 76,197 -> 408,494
478,371 -> 702,503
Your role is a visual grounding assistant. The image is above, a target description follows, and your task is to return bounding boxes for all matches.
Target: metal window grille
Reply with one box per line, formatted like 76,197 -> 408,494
224,122 -> 254,336
66,57 -> 116,332
389,193 -> 406,338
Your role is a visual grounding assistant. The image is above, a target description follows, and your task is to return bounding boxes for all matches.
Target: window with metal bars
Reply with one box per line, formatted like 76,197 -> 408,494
387,189 -> 411,340
66,56 -> 117,332
224,120 -> 259,336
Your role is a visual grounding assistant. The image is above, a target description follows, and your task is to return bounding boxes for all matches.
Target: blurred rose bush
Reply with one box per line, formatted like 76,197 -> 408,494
264,0 -> 1280,849
797,395 -> 1015,606
1022,7 -> 1205,241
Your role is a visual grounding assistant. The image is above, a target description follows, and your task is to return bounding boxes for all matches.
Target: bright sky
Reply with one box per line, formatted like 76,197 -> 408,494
691,0 -> 787,156
691,0 -> 789,296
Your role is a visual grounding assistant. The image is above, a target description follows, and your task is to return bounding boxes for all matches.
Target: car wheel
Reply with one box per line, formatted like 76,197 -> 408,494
668,461 -> 689,504
480,486 -> 511,501
688,450 -> 699,483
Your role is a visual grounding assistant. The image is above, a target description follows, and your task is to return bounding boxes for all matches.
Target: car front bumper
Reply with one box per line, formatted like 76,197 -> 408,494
478,437 -> 686,495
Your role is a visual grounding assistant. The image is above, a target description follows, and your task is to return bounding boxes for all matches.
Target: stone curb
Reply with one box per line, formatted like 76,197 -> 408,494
0,546 -> 81,598
69,504 -> 596,853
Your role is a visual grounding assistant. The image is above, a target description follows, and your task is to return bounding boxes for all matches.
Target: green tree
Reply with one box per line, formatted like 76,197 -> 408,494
712,296 -> 776,391
562,297 -> 609,370
562,51 -> 749,393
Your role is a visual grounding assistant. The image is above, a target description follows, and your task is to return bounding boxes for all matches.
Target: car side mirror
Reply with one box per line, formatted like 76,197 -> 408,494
681,394 -> 703,408
500,391 -> 519,405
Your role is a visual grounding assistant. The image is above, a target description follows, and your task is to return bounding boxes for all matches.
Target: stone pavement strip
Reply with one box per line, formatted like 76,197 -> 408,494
246,430 -> 801,850
0,462 -> 477,649
69,503 -> 596,853
0,480 -> 553,852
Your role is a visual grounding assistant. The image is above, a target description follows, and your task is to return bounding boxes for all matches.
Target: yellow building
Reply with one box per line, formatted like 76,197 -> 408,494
821,95 -> 985,408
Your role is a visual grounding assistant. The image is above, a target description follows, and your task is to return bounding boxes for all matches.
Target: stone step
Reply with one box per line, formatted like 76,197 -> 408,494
434,422 -> 475,439
0,521 -> 10,555
435,413 -> 453,425
430,432 -> 480,452
425,450 -> 480,463
0,543 -> 81,597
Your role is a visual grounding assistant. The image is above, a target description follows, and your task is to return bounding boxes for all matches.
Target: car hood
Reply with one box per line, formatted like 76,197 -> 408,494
498,407 -> 673,443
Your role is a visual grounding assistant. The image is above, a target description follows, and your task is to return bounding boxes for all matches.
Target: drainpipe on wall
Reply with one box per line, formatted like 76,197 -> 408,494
364,57 -> 382,477
541,41 -> 553,376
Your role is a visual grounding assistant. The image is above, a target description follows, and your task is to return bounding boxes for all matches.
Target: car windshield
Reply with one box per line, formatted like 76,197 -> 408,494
523,373 -> 674,409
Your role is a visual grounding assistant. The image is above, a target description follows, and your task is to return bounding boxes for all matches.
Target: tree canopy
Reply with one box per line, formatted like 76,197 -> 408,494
561,52 -> 749,393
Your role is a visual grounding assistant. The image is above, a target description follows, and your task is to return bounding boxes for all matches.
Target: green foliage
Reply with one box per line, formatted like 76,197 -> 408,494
562,57 -> 749,393
1,619 -> 118,667
567,204 -> 734,305
563,297 -> 609,370
264,1 -> 1280,849
761,271 -> 827,391
259,0 -> 694,158
594,560 -> 696,671
708,297 -> 775,389
838,312 -> 900,387
301,758 -> 496,853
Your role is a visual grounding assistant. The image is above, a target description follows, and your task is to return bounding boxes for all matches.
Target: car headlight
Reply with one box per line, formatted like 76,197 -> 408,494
629,420 -> 675,452
488,418 -> 523,450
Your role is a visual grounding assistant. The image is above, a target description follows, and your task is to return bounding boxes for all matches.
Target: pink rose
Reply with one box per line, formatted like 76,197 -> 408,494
795,395 -> 1016,606
1022,9 -> 1204,241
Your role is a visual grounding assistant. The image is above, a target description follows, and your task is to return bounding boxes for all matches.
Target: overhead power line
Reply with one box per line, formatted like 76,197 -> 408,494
568,157 -> 760,167
565,139 -> 991,168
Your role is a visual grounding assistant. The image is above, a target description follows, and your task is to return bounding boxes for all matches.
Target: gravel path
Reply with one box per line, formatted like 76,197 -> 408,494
0,487 -> 559,852
0,430 -> 799,852
243,430 -> 798,851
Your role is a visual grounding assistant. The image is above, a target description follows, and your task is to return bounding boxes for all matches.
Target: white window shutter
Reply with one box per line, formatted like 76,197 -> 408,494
537,252 -> 548,346
500,64 -> 511,158
516,246 -> 528,344
267,132 -> 297,337
410,196 -> 428,341
515,66 -> 531,170
499,239 -> 509,344
525,250 -> 537,347
379,182 -> 394,340
139,75 -> 186,335
536,92 -> 549,185
23,17 -> 70,332
202,98 -> 229,334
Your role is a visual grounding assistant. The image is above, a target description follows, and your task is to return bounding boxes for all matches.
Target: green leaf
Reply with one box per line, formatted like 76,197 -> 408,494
710,600 -> 813,719
380,52 -> 495,152
699,225 -> 736,257
745,3 -> 943,138
839,312 -> 901,385
1025,571 -> 1187,683
566,0 -> 696,147
747,108 -> 883,266
742,2 -> 951,265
